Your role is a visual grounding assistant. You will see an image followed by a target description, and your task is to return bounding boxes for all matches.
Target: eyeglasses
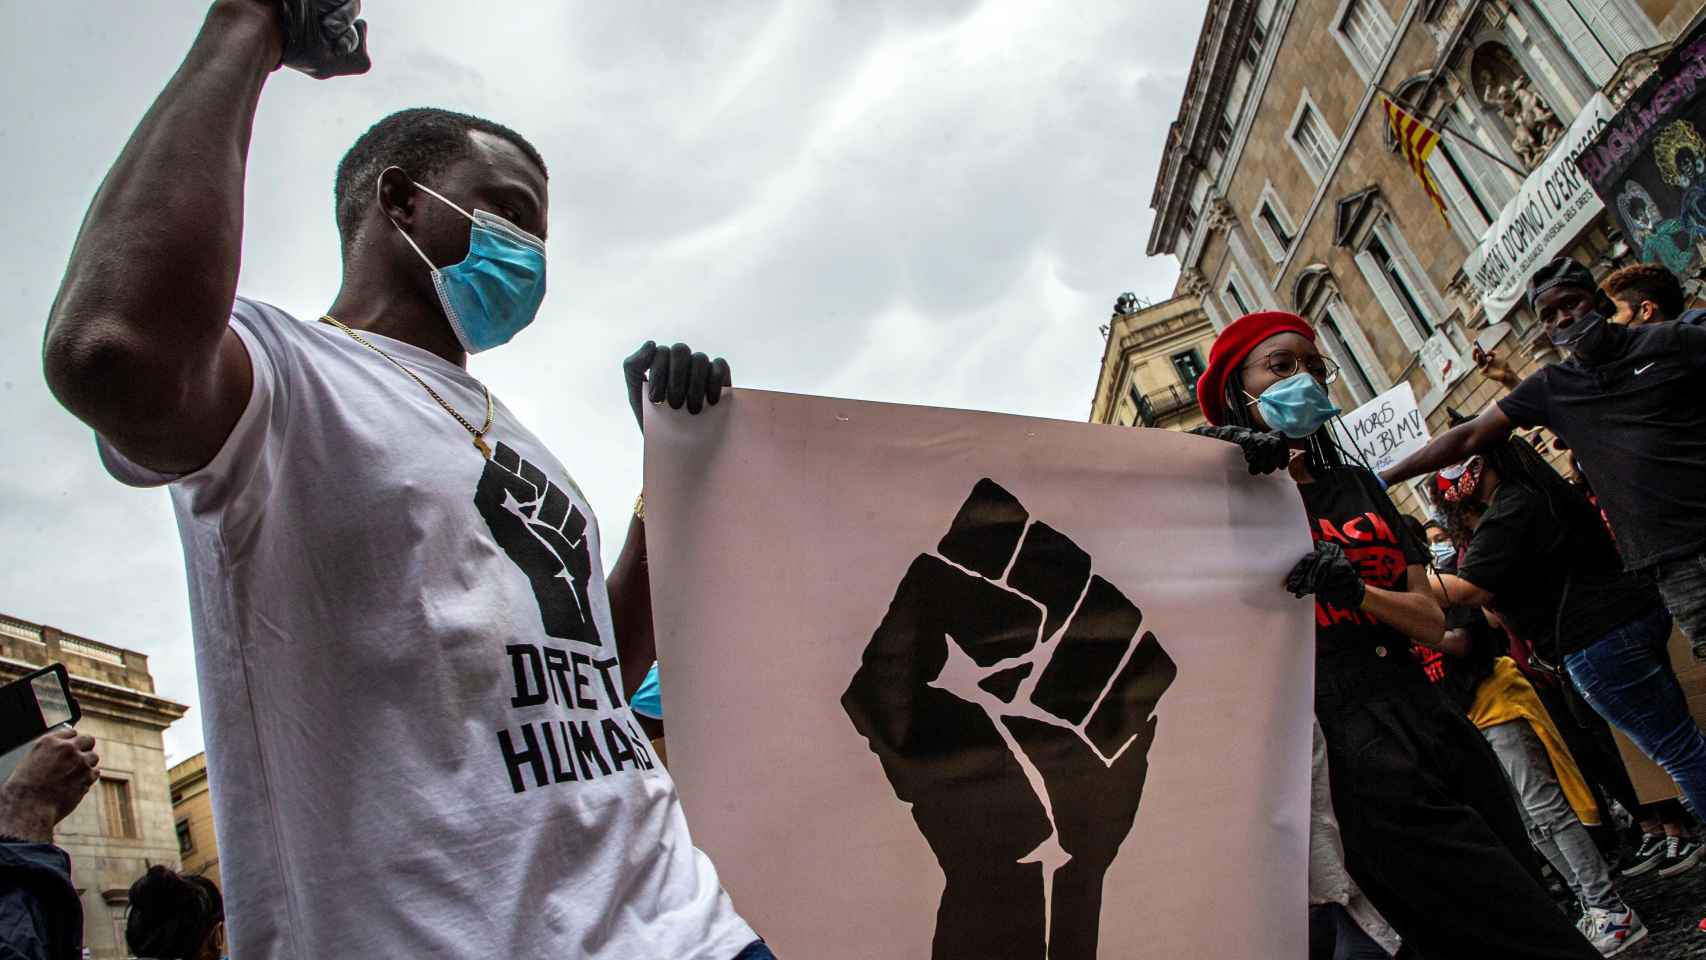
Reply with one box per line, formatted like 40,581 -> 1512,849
1240,350 -> 1339,384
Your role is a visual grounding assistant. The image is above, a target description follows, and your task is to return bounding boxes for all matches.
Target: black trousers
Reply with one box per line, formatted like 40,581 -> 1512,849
1318,656 -> 1600,960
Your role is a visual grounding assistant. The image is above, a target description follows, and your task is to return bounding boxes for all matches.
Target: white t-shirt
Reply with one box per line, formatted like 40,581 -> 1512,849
100,299 -> 756,960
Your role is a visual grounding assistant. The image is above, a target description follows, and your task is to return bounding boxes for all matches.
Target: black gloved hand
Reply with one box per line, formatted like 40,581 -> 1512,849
276,0 -> 371,79
623,341 -> 731,430
1284,541 -> 1367,610
1189,425 -> 1291,475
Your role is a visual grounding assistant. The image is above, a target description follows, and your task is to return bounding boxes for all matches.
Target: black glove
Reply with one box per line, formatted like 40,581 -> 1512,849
1189,425 -> 1291,475
276,0 -> 371,79
1284,542 -> 1366,610
623,341 -> 731,430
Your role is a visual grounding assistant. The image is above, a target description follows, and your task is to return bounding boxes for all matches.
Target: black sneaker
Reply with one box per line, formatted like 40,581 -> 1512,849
1622,833 -> 1669,877
1658,836 -> 1705,878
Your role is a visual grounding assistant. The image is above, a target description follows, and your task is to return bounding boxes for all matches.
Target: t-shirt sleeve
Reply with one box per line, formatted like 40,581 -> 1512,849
1496,369 -> 1549,428
96,299 -> 286,512
1456,497 -> 1536,599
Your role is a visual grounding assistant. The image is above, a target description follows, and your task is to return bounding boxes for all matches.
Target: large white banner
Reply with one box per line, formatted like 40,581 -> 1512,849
644,390 -> 1315,959
1463,93 -> 1616,321
1328,382 -> 1433,476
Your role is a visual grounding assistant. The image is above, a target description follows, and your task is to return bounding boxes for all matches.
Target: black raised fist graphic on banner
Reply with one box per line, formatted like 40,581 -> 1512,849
842,478 -> 1178,960
475,442 -> 599,645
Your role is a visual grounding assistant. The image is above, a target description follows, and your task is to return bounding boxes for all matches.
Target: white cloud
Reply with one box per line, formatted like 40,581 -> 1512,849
0,0 -> 1200,764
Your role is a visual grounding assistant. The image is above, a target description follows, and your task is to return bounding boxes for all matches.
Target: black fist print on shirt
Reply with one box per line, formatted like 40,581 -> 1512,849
475,442 -> 599,646
842,478 -> 1179,960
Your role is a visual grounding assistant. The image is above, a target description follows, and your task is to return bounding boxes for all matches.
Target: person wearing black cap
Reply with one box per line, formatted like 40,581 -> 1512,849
1383,256 -> 1706,665
1194,310 -> 1602,960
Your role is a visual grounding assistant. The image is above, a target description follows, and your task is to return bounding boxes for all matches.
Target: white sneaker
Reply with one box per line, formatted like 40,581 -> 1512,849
1584,904 -> 1648,957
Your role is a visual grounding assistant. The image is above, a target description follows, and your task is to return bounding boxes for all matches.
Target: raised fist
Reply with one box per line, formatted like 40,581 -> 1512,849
275,0 -> 371,79
474,442 -> 599,646
842,479 -> 1178,960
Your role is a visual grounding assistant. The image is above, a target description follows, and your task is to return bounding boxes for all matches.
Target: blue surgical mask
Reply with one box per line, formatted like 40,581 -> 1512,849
631,661 -> 663,720
1248,372 -> 1341,439
386,172 -> 547,354
1429,541 -> 1456,566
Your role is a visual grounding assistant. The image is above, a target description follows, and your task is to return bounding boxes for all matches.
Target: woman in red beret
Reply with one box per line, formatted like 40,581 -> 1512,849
1193,311 -> 1603,959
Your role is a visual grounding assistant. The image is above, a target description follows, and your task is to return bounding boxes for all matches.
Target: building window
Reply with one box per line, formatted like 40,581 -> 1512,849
1432,139 -> 1494,227
100,778 -> 137,840
1225,277 -> 1251,315
1365,233 -> 1434,342
1254,185 -> 1296,262
1335,0 -> 1395,77
1260,205 -> 1293,249
1171,349 -> 1206,388
1316,312 -> 1376,404
1245,19 -> 1267,67
1214,117 -> 1233,155
177,819 -> 194,856
1531,0 -> 1657,88
1289,97 -> 1337,182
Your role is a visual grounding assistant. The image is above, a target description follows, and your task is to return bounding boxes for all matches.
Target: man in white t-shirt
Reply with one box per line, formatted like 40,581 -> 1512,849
42,4 -> 768,958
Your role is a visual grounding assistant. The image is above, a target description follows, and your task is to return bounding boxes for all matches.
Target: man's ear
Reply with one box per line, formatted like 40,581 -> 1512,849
1641,300 -> 1659,324
376,166 -> 419,231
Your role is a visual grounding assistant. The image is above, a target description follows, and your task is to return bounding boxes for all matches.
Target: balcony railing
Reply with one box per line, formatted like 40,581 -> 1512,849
1137,383 -> 1199,427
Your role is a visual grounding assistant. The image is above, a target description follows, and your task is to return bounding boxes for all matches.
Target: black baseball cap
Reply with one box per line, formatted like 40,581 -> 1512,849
1527,257 -> 1596,308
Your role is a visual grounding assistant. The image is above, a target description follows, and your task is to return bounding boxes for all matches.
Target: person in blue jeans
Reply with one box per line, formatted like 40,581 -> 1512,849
1426,435 -> 1706,953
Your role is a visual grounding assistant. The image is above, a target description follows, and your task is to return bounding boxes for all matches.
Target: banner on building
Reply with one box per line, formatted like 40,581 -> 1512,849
643,390 -> 1314,959
1576,24 -> 1706,279
1328,382 -> 1432,476
1464,93 -> 1616,320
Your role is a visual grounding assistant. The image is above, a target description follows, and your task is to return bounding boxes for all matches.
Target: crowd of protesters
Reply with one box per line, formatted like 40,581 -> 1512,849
8,4 -> 1706,959
1188,254 -> 1706,958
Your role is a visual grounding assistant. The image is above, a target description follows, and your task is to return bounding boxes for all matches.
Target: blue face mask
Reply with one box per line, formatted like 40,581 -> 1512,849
1429,541 -> 1456,566
1249,372 -> 1341,439
387,172 -> 547,354
631,661 -> 663,720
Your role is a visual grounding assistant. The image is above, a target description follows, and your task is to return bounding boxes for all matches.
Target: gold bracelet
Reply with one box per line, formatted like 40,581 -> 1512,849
633,492 -> 645,522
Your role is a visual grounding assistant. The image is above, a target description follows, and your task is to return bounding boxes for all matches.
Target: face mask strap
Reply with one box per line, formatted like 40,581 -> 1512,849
377,166 -> 475,271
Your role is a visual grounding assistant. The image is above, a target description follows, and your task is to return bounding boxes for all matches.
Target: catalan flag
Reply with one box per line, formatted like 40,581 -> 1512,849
1383,97 -> 1448,221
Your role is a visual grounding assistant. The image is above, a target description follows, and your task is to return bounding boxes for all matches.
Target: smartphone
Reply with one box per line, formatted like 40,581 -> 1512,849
0,665 -> 80,782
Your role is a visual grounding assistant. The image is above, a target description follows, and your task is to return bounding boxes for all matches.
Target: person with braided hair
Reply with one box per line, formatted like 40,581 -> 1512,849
1192,310 -> 1600,960
124,866 -> 225,960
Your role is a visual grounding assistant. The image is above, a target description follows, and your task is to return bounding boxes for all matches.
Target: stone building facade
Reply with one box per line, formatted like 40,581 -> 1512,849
0,613 -> 187,959
1146,0 -> 1702,514
1088,294 -> 1217,430
170,751 -> 220,892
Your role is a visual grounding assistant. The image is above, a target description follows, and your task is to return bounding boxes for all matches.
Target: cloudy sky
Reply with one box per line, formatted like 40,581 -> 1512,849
1,1 -> 1201,763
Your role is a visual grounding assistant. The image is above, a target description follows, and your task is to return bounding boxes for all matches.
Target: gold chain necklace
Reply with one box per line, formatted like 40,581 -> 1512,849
319,315 -> 495,458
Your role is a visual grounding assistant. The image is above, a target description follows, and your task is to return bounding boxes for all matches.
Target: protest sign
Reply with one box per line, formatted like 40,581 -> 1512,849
1328,382 -> 1432,476
644,390 -> 1314,959
1576,23 -> 1706,278
1463,93 -> 1615,320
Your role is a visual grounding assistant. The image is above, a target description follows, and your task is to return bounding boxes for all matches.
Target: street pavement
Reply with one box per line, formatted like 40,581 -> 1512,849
1607,865 -> 1704,958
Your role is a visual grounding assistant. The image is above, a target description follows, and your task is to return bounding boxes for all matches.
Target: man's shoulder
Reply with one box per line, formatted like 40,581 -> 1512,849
231,296 -> 309,340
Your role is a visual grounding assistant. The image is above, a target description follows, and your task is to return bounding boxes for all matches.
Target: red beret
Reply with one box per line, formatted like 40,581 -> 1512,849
1196,310 -> 1317,425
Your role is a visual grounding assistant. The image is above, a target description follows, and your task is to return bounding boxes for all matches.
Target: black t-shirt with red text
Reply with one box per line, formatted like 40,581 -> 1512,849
1298,466 -> 1428,660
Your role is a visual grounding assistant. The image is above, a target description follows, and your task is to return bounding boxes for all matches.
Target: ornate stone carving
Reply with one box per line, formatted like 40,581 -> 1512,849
1178,268 -> 1209,298
1444,271 -> 1482,326
1205,197 -> 1238,233
1484,78 -> 1564,170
